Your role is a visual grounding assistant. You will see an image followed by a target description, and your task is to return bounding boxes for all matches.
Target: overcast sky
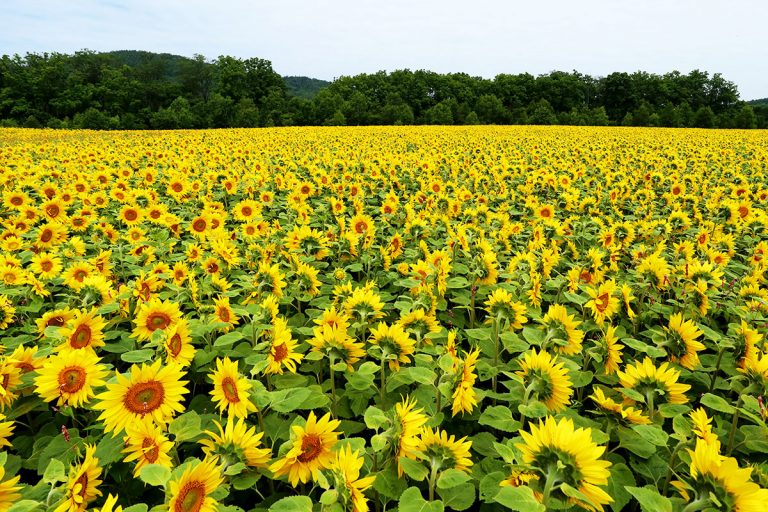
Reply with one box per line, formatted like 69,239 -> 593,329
1,0 -> 766,100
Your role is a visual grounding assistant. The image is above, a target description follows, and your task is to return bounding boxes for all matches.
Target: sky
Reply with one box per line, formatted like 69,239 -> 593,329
1,0 -> 767,100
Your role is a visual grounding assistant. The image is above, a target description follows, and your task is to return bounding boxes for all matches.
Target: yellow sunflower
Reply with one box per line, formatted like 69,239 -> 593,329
36,308 -> 76,338
590,387 -> 650,425
94,360 -> 189,435
132,298 -> 182,342
0,465 -> 21,511
35,350 -> 107,407
393,396 -> 428,476
600,324 -> 624,375
0,361 -> 22,411
30,251 -> 63,280
209,357 -> 257,419
200,416 -> 271,468
585,279 -> 620,326
0,413 -> 14,449
165,319 -> 195,367
93,494 -> 122,512
663,313 -> 705,370
689,407 -> 718,446
516,416 -> 612,511
541,304 -> 584,355
57,308 -> 107,352
333,445 -> 376,512
369,322 -> 416,371
54,444 -> 102,512
417,428 -> 473,473
452,348 -> 480,416
517,348 -> 573,413
265,316 -> 304,375
122,419 -> 174,477
167,457 -> 224,512
685,439 -> 768,511
617,357 -> 691,406
485,288 -> 528,329
211,296 -> 239,332
270,411 -> 341,487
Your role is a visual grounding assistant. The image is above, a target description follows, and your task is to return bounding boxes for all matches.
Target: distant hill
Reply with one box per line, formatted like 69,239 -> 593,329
284,76 -> 330,99
747,98 -> 768,106
105,50 -> 193,82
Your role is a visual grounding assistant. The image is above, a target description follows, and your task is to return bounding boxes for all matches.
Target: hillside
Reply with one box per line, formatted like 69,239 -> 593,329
748,97 -> 768,106
284,76 -> 331,99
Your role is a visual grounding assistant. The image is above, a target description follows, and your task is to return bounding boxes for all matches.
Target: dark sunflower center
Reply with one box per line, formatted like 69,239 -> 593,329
192,219 -> 207,232
272,343 -> 288,362
71,325 -> 92,348
297,433 -> 323,463
58,366 -> 86,394
221,377 -> 240,403
142,438 -> 159,463
147,312 -> 171,331
175,481 -> 205,512
124,380 -> 165,414
168,334 -> 182,357
40,229 -> 53,243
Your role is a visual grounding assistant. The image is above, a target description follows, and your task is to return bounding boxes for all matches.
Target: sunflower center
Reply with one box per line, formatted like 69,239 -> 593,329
147,312 -> 171,331
354,221 -> 367,234
46,205 -> 60,217
192,219 -> 207,232
41,260 -> 54,272
74,270 -> 88,281
124,380 -> 165,414
595,292 -> 610,312
10,196 -> 22,206
220,377 -> 240,403
242,206 -> 252,216
125,209 -> 138,221
40,229 -> 53,243
57,366 -> 86,394
297,433 -> 323,463
168,333 -> 182,357
142,437 -> 160,463
171,182 -> 183,193
174,481 -> 206,512
74,473 -> 89,500
272,342 -> 288,362
71,325 -> 92,348
217,306 -> 231,323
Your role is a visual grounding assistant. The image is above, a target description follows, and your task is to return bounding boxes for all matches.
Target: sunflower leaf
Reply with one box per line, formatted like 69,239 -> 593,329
625,486 -> 673,512
268,496 -> 312,512
139,464 -> 171,487
168,411 -> 202,442
494,486 -> 545,511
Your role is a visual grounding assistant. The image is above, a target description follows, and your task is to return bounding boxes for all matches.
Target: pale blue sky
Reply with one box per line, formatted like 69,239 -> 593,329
1,0 -> 766,100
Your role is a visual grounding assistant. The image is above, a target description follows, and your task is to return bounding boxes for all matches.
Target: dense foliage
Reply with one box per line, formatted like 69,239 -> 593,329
1,51 -> 766,129
0,126 -> 768,512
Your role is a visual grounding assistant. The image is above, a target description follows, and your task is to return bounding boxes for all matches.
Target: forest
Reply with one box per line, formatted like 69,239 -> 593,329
0,50 -> 765,129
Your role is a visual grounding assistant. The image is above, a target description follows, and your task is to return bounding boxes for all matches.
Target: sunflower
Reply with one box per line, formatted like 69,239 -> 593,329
590,387 -> 651,425
344,287 -> 385,323
0,296 -> 15,330
0,466 -> 20,510
485,288 -> 528,329
684,439 -> 768,511
211,296 -> 239,332
689,407 -> 718,445
417,428 -> 473,473
62,262 -> 94,291
37,308 -> 76,337
369,322 -> 416,371
132,298 -> 182,342
265,316 -> 304,375
165,319 -> 195,367
333,445 -> 376,512
94,494 -> 122,512
585,279 -> 620,326
54,444 -> 102,512
738,351 -> 768,393
270,411 -> 341,487
294,260 -> 322,297
664,313 -> 705,370
540,304 -> 584,355
35,350 -> 107,407
55,308 -> 107,353
0,360 -> 22,411
600,324 -> 624,375
123,419 -> 174,477
30,251 -> 63,280
516,416 -> 612,511
517,348 -> 573,413
200,416 -> 271,468
396,308 -> 441,341
209,357 -> 257,419
167,457 -> 224,512
452,348 -> 480,416
617,357 -> 691,406
309,323 -> 365,371
0,413 -> 14,448
94,360 -> 189,435
394,397 -> 428,476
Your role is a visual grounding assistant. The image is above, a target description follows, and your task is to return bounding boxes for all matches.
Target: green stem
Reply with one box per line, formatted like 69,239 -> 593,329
330,354 -> 337,419
541,464 -> 559,509
662,441 -> 684,494
427,459 -> 440,502
682,496 -> 711,512
727,393 -> 746,454
646,390 -> 656,422
492,317 -> 500,398
379,356 -> 387,408
708,346 -> 726,393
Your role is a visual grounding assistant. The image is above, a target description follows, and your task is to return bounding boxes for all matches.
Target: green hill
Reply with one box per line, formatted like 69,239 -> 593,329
747,97 -> 768,106
284,76 -> 330,99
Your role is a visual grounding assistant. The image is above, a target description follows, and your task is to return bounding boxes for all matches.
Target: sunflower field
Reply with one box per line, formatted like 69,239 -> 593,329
0,126 -> 768,512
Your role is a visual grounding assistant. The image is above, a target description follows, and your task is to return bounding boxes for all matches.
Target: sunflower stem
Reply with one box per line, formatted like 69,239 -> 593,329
661,441 -> 684,494
541,464 -> 559,508
707,345 -> 726,393
646,390 -> 655,422
726,392 -> 746,454
492,317 -> 500,399
329,354 -> 337,419
427,458 -> 440,501
682,496 -> 711,512
379,353 -> 387,408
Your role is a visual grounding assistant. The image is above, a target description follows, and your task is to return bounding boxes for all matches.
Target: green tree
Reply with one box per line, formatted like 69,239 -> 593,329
735,104 -> 757,129
527,99 -> 557,125
424,101 -> 454,125
693,106 -> 715,128
475,94 -> 507,124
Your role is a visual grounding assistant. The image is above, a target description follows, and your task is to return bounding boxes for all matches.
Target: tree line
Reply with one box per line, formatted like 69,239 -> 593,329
1,50 -> 765,129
